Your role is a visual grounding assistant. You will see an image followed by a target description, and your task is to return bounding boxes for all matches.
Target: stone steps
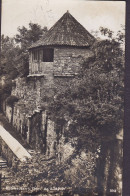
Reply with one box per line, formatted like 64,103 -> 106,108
0,157 -> 8,168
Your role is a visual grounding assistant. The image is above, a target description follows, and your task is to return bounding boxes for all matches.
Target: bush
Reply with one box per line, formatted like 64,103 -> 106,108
6,95 -> 19,106
2,81 -> 12,95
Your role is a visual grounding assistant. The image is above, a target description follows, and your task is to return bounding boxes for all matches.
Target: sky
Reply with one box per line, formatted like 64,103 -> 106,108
1,0 -> 126,37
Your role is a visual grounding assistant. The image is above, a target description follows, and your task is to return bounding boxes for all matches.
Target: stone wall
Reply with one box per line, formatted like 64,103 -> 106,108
1,46 -> 93,162
11,77 -> 41,110
0,137 -> 18,167
1,92 -> 78,162
2,94 -> 57,159
5,105 -> 12,123
12,46 -> 93,111
46,119 -> 56,158
2,72 -> 81,162
53,47 -> 92,76
29,110 -> 46,152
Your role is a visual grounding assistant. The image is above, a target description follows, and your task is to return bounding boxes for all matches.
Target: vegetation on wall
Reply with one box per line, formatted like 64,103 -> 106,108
14,23 -> 48,76
46,27 -> 124,194
0,81 -> 13,107
3,151 -> 97,195
0,24 -> 124,194
6,95 -> 19,107
1,23 -> 47,79
48,27 -> 124,151
0,23 -> 48,104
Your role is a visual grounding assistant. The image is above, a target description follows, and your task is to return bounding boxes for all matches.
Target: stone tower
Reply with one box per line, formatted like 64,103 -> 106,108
28,11 -> 95,77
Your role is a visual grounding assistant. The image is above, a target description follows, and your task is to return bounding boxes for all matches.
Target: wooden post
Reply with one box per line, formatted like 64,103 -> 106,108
0,173 -> 2,193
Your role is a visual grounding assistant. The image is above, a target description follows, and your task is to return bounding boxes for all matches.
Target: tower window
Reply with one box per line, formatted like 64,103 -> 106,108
43,48 -> 54,62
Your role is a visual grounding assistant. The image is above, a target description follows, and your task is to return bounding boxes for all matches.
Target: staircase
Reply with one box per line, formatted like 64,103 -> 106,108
0,156 -> 11,189
0,157 -> 7,169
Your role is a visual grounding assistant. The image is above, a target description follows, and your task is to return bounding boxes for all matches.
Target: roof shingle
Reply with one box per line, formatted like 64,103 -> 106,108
29,11 -> 95,49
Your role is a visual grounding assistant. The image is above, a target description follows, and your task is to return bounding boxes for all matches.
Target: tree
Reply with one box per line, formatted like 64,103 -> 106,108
1,23 -> 48,79
15,22 -> 47,49
0,23 -> 48,108
0,35 -> 20,105
1,25 -> 124,195
0,23 -> 47,104
47,27 -> 124,195
48,36 -> 124,148
1,35 -> 20,79
14,22 -> 47,76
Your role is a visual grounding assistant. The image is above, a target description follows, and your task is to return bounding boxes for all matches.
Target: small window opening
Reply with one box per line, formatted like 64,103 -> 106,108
43,48 -> 54,62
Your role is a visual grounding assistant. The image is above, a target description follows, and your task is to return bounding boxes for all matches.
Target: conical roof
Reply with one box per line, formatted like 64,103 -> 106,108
30,11 -> 95,49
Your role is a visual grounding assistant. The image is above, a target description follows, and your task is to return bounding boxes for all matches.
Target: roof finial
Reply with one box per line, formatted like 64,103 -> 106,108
67,10 -> 69,13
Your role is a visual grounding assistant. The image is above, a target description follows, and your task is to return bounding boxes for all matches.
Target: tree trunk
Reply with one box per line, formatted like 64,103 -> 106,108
97,138 -> 122,196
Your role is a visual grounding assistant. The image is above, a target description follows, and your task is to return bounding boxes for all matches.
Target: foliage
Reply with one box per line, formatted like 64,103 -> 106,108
3,152 -> 97,195
3,153 -> 68,194
48,27 -> 124,151
65,151 -> 97,190
92,25 -> 125,43
1,35 -> 20,79
99,25 -> 125,44
1,26 -> 124,194
0,80 -> 12,102
1,23 -> 47,79
15,22 -> 47,49
6,95 -> 19,106
0,23 -> 48,104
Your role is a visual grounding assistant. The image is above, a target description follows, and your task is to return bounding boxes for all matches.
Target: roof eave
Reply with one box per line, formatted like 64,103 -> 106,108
29,43 -> 90,50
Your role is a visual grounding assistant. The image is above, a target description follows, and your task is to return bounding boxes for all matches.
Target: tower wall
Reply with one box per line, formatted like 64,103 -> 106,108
29,46 -> 93,76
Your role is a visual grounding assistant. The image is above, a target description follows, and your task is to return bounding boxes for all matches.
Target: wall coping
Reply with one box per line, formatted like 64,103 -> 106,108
27,74 -> 45,77
54,74 -> 76,77
0,125 -> 31,162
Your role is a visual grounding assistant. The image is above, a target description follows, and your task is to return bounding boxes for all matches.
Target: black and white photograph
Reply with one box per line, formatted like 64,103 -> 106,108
0,0 -> 125,195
